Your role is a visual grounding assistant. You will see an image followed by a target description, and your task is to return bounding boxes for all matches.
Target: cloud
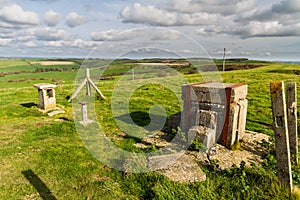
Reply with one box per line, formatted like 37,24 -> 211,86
16,35 -> 36,42
237,0 -> 300,24
120,1 -> 300,39
0,38 -> 12,45
91,28 -> 182,41
0,31 -> 17,39
120,3 -> 222,26
0,4 -> 40,28
44,10 -> 61,26
34,27 -> 73,41
44,39 -> 98,48
149,29 -> 181,40
24,41 -> 38,47
197,21 -> 300,38
91,29 -> 136,41
272,0 -> 300,13
165,0 -> 255,16
66,12 -> 87,28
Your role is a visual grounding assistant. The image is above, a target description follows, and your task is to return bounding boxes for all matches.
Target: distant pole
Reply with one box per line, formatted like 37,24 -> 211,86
222,48 -> 226,72
132,68 -> 135,80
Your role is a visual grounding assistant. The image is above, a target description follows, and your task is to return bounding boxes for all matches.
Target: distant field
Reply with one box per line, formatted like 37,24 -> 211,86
29,61 -> 75,66
0,58 -> 30,68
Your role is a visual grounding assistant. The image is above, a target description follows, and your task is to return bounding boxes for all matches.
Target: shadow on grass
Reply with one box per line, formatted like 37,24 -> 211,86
59,117 -> 73,122
20,102 -> 37,108
115,111 -> 181,146
22,169 -> 57,200
247,119 -> 272,128
116,111 -> 168,132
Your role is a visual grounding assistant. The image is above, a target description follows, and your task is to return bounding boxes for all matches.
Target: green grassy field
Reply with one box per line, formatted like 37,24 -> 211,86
0,58 -> 299,199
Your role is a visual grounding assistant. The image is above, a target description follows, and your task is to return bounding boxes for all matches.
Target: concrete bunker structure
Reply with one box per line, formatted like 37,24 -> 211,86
33,83 -> 57,111
182,82 -> 248,149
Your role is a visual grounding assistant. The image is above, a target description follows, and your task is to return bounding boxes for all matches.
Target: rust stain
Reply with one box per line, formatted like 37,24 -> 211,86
270,81 -> 283,97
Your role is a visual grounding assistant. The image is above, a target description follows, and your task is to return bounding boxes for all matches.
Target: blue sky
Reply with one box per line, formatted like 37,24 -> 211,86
0,0 -> 299,60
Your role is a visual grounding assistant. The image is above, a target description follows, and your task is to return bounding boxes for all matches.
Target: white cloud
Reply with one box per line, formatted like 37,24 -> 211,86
44,41 -> 63,47
120,1 -> 300,39
44,39 -> 98,48
34,27 -> 73,41
165,0 -> 255,16
16,35 -> 35,42
91,29 -> 135,41
149,29 -> 182,40
91,28 -> 182,41
120,3 -> 222,26
120,3 -> 177,26
237,0 -> 300,25
0,4 -> 39,28
24,41 -> 37,47
241,21 -> 300,37
0,38 -> 11,45
197,21 -> 300,38
66,39 -> 98,48
44,10 -> 61,26
66,12 -> 87,28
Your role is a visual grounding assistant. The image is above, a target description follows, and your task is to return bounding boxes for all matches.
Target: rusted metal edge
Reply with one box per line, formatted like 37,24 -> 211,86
221,86 -> 232,147
228,83 -> 246,89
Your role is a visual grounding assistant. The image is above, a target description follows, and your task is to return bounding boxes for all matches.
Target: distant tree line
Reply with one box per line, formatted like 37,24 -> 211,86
34,66 -> 79,73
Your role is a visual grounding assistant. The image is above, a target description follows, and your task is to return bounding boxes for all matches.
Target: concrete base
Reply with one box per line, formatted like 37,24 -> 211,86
47,109 -> 65,116
79,119 -> 95,126
188,125 -> 216,150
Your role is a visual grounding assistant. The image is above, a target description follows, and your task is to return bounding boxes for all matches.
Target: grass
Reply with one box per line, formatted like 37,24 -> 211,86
0,58 -> 299,199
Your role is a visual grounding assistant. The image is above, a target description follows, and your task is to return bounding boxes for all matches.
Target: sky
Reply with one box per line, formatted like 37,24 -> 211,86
0,0 -> 299,60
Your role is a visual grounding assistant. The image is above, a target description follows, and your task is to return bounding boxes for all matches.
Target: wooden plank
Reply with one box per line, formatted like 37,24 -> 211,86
270,81 -> 292,191
286,82 -> 298,165
86,69 -> 91,96
88,78 -> 106,99
86,81 -> 91,96
68,78 -> 87,102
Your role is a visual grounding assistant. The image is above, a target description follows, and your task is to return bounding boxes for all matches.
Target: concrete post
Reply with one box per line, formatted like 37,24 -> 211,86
79,102 -> 93,126
286,82 -> 298,165
270,81 -> 292,192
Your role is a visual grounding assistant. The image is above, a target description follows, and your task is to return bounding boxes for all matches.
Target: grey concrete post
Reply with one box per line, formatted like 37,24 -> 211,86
80,102 -> 88,122
79,102 -> 93,126
286,82 -> 298,165
270,81 -> 292,192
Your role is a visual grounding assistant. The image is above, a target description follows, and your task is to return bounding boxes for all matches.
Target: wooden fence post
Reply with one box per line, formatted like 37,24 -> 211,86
286,82 -> 298,165
270,81 -> 293,192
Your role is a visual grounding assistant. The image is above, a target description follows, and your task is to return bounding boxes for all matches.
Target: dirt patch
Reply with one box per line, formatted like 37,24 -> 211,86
190,130 -> 271,170
29,61 -> 75,66
133,130 -> 271,183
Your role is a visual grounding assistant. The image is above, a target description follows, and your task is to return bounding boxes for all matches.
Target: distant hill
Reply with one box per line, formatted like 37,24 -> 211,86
281,61 -> 300,65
